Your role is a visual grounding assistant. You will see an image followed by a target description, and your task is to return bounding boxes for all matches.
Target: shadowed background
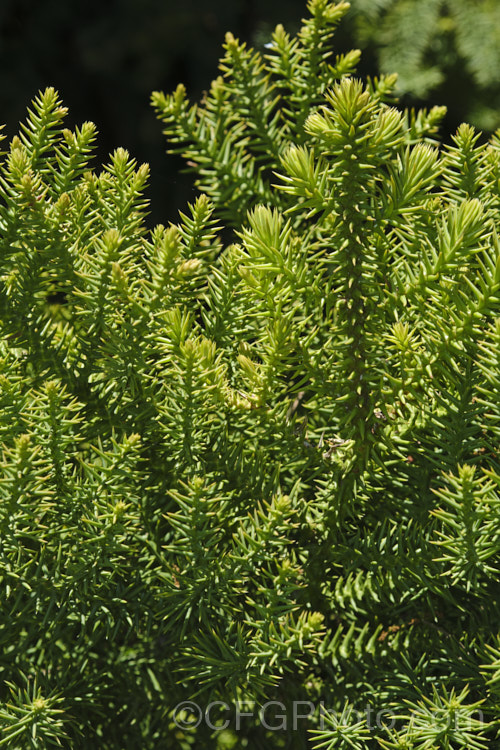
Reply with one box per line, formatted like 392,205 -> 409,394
1,0 -> 499,227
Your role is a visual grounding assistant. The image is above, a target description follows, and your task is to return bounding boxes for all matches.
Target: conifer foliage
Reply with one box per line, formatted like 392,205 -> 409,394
347,0 -> 500,131
1,2 -> 500,747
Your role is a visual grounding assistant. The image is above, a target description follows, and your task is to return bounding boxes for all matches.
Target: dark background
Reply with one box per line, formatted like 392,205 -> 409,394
0,0 -> 315,226
0,0 -> 495,228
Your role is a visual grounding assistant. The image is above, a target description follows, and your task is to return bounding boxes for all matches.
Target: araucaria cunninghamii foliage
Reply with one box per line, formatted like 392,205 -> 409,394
1,1 -> 500,748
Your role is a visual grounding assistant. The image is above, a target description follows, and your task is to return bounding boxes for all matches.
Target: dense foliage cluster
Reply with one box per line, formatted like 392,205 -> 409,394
1,2 -> 499,747
2,0 -> 500,232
